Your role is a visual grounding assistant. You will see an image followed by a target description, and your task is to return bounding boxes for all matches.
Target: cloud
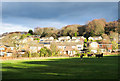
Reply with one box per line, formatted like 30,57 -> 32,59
1,2 -> 118,34
2,2 -> 117,20
2,0 -> 120,2
2,16 -> 69,29
0,23 -> 33,34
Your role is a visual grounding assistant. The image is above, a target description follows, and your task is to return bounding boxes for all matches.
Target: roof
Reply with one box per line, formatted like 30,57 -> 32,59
98,41 -> 112,44
58,36 -> 70,38
55,42 -> 83,46
64,46 -> 75,51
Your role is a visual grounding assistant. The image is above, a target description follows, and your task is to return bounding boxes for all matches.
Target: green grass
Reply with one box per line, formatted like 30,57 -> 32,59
2,55 -> 119,79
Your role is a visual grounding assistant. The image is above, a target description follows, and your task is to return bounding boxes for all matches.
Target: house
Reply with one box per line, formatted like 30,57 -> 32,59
0,45 -> 6,56
0,45 -> 15,57
29,46 -> 43,53
57,42 -> 84,55
89,42 -> 99,53
89,41 -> 112,53
44,44 -> 50,49
88,36 -> 102,41
72,36 -> 85,40
71,39 -> 80,42
6,52 -> 13,57
118,42 -> 120,52
2,32 -> 9,36
19,37 -> 34,43
18,44 -> 29,51
119,34 -> 120,42
40,37 -> 54,42
98,42 -> 112,53
30,46 -> 38,53
58,36 -> 70,42
9,31 -> 27,35
0,36 -> 5,40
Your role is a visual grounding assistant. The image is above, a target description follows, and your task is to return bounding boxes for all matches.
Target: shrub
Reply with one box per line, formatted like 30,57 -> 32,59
75,54 -> 80,57
39,47 -> 52,57
34,38 -> 40,40
22,52 -> 29,57
31,53 -> 39,57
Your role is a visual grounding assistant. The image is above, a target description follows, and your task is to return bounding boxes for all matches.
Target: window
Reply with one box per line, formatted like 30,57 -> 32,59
108,50 -> 111,52
11,47 -> 14,50
72,46 -> 75,48
78,47 -> 82,50
64,46 -> 66,49
107,45 -> 111,48
21,49 -> 25,52
58,46 -> 62,49
99,45 -> 102,47
78,47 -> 81,49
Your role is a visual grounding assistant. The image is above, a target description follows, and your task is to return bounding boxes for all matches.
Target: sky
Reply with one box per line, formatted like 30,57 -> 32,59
1,2 -> 118,34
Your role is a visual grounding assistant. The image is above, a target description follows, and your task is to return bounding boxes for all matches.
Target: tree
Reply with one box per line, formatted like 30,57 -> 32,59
60,24 -> 79,37
105,21 -> 118,34
20,34 -> 26,39
101,34 -> 111,43
34,27 -> 58,38
75,32 -> 77,37
86,18 -> 106,36
34,28 -> 43,37
84,38 -> 87,43
39,47 -> 51,57
111,41 -> 118,51
109,31 -> 118,43
50,43 -> 59,56
28,29 -> 33,35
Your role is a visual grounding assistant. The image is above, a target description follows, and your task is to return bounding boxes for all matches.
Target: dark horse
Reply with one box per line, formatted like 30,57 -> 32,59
80,54 -> 84,59
87,54 -> 93,57
95,53 -> 103,58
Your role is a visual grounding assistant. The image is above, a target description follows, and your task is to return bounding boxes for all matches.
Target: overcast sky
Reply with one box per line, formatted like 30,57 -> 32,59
1,2 -> 118,34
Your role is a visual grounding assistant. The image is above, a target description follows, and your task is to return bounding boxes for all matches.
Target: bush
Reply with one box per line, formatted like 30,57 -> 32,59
87,52 -> 91,54
34,38 -> 40,40
31,53 -> 39,57
75,54 -> 80,57
22,52 -> 29,57
39,47 -> 52,57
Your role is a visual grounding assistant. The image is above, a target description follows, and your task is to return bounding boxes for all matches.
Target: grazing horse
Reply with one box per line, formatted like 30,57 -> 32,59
95,53 -> 103,58
87,54 -> 93,57
80,54 -> 84,59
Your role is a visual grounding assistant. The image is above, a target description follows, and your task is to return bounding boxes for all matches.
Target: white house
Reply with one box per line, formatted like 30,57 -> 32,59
58,36 -> 70,41
88,36 -> 102,41
89,42 -> 99,53
76,45 -> 83,51
40,37 -> 54,41
30,46 -> 38,53
119,34 -> 120,41
20,37 -> 34,43
72,36 -> 85,40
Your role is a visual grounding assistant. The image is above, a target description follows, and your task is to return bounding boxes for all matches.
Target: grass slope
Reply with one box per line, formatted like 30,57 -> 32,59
2,55 -> 119,79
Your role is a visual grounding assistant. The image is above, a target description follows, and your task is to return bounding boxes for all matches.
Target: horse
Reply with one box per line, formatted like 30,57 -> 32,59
95,53 -> 103,58
87,54 -> 93,57
80,54 -> 84,59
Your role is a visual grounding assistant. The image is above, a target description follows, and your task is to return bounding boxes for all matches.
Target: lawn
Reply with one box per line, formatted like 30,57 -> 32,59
1,55 -> 119,80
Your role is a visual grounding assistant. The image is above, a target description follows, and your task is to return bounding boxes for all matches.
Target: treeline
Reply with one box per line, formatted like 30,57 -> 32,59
31,18 -> 119,39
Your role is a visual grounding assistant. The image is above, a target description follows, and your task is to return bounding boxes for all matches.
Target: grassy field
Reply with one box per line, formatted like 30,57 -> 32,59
2,55 -> 119,80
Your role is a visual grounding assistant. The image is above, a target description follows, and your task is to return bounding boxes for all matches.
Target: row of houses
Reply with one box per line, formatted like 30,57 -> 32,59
0,41 -> 114,57
0,34 -> 120,57
39,36 -> 100,42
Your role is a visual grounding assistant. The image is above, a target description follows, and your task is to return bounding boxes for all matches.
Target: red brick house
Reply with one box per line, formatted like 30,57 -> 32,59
89,42 -> 112,53
98,42 -> 112,53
